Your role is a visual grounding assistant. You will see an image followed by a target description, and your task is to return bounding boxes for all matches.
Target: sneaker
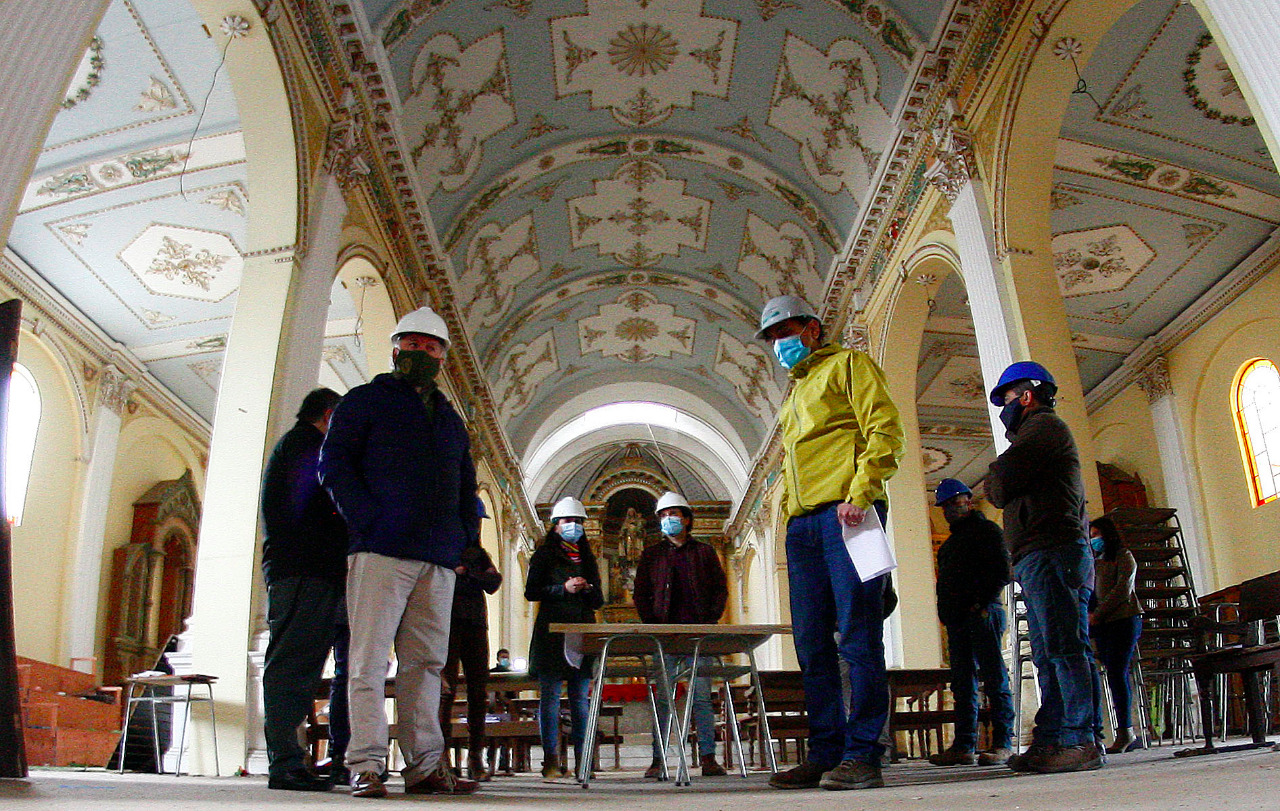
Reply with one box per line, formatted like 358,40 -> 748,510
768,760 -> 830,789
268,767 -> 333,792
405,763 -> 480,795
1006,742 -> 1050,772
1106,729 -> 1143,754
977,747 -> 1013,766
644,758 -> 664,779
818,759 -> 884,790
928,746 -> 977,766
700,754 -> 727,776
1030,742 -> 1103,773
349,770 -> 388,799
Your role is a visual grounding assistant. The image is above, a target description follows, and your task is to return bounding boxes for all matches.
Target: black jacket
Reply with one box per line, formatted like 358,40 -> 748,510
935,511 -> 1011,626
524,533 -> 604,678
987,408 -> 1087,562
260,421 -> 348,585
451,544 -> 502,627
319,373 -> 478,569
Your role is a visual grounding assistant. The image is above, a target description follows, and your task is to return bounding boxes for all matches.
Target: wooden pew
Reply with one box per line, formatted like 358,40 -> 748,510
1178,570 -> 1280,756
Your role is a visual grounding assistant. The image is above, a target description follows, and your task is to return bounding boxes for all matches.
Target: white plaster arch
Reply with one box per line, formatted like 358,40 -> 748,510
336,252 -> 396,377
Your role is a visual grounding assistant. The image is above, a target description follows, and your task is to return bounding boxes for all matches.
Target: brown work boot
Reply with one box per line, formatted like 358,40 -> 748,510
768,760 -> 829,789
700,754 -> 727,776
405,763 -> 480,795
977,747 -> 1013,766
541,760 -> 561,782
1006,742 -> 1049,772
1029,742 -> 1103,773
928,745 -> 976,766
468,754 -> 491,782
644,757 -> 664,779
818,759 -> 884,790
349,770 -> 387,799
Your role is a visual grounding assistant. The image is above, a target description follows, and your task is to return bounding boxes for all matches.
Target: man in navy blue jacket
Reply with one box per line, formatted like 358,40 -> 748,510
319,306 -> 480,798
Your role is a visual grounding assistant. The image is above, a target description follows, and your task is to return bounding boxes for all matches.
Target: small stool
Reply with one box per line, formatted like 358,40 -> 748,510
119,674 -> 219,776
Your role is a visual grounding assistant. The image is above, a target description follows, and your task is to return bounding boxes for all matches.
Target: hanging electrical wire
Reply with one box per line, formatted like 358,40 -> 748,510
178,17 -> 248,200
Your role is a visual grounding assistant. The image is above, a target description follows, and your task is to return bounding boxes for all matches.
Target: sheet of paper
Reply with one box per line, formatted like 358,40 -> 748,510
563,632 -> 584,669
841,507 -> 897,582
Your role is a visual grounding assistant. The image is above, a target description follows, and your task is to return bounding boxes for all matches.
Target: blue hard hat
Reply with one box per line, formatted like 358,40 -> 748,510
989,361 -> 1056,405
935,478 -> 972,506
475,496 -> 489,520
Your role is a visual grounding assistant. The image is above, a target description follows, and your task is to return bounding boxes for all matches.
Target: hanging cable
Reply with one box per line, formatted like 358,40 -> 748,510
1067,53 -> 1104,113
644,422 -> 678,490
178,17 -> 249,200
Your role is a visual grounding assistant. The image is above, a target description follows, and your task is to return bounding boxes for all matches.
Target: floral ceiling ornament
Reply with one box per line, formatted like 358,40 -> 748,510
578,289 -> 696,363
1052,37 -> 1083,61
135,77 -> 177,113
608,22 -> 679,77
715,330 -> 783,419
62,37 -> 104,110
1183,33 -> 1254,126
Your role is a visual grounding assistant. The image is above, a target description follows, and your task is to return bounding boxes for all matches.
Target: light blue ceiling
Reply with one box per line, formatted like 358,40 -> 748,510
1054,0 -> 1280,393
359,0 -> 950,461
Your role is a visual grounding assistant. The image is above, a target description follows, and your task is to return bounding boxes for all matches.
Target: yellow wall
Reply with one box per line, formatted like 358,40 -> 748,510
1169,269 -> 1280,588
1088,382 -> 1168,511
12,334 -> 82,663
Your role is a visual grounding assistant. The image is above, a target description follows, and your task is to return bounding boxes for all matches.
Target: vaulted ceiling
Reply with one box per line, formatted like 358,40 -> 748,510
359,0 -> 950,485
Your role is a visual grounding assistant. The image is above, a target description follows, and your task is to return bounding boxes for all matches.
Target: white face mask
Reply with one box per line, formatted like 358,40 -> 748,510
559,521 -> 584,542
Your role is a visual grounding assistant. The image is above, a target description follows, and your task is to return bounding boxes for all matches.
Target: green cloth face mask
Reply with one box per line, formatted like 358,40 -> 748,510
393,350 -> 441,389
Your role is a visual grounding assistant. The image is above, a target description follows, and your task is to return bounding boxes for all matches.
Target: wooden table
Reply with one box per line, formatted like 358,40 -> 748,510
551,623 -> 790,787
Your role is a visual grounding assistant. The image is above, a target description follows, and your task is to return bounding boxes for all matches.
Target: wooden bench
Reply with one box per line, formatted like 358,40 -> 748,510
1178,570 -> 1280,756
739,671 -> 807,766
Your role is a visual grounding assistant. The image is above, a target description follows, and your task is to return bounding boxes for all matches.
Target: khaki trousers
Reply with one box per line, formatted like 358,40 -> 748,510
345,552 -> 455,783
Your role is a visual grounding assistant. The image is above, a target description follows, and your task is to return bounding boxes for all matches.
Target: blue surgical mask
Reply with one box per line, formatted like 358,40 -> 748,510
1090,535 -> 1105,556
559,522 -> 584,542
660,515 -> 685,537
774,335 -> 811,369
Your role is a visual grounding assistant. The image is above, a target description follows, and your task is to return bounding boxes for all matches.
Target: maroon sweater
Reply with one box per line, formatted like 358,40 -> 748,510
633,538 -> 728,624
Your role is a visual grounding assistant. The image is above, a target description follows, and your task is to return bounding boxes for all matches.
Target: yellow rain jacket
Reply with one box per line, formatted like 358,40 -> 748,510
779,343 -> 904,518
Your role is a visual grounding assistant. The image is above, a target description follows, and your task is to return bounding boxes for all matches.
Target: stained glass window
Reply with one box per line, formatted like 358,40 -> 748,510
1233,358 -> 1280,506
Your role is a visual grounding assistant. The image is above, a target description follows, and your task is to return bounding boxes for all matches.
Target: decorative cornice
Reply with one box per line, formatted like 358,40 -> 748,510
1137,356 -> 1172,404
923,116 -> 976,202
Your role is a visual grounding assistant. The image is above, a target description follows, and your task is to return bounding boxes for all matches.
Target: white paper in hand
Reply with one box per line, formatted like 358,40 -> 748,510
563,632 -> 584,669
841,507 -> 897,582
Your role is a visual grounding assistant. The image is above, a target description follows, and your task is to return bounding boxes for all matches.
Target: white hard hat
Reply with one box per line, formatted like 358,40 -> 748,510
392,306 -> 450,349
756,294 -> 817,339
655,491 -> 692,514
549,496 -> 587,522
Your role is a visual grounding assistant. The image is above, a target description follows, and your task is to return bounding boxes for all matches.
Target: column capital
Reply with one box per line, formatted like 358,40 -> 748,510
843,322 -> 871,353
924,117 -> 976,202
323,91 -> 371,190
97,363 -> 136,415
1137,355 -> 1173,404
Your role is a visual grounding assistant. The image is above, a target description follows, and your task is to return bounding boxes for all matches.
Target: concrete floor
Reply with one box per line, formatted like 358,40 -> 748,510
4,744 -> 1279,810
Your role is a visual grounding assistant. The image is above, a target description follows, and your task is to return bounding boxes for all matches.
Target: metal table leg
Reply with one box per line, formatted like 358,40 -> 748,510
746,646 -> 778,775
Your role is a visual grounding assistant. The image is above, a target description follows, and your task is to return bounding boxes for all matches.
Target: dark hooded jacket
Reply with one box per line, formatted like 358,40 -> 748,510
935,511 -> 1011,625
524,531 -> 604,679
260,420 -> 348,585
319,372 -> 478,569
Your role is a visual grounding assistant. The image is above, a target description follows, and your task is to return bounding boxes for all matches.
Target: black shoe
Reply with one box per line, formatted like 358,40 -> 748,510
268,767 -> 333,792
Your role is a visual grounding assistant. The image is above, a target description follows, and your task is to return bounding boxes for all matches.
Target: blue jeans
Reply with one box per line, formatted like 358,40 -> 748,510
538,672 -> 590,759
786,503 -> 889,767
1093,615 -> 1142,729
652,655 -> 717,758
1014,541 -> 1100,747
946,603 -> 1015,751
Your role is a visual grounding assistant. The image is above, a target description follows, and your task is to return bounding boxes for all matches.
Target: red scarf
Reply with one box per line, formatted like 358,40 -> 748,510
560,539 -> 581,563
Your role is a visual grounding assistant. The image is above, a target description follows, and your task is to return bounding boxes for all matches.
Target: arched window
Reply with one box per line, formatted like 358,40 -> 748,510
5,363 -> 40,525
1232,358 -> 1280,506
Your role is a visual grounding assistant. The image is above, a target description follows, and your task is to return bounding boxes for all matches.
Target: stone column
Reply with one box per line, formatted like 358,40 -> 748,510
1137,357 -> 1211,592
0,0 -> 110,244
926,121 -> 1026,451
1195,0 -> 1280,172
64,364 -> 133,672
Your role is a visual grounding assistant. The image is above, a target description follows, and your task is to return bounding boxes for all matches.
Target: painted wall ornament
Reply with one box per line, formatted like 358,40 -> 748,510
924,118 -> 975,202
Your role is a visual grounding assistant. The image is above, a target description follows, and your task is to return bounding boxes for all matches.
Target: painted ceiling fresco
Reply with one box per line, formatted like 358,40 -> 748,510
1053,0 -> 1280,393
364,0 -> 948,459
7,0 -> 369,420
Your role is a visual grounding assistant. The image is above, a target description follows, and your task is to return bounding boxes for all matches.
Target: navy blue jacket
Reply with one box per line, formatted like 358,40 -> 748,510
318,373 -> 478,569
260,421 -> 348,586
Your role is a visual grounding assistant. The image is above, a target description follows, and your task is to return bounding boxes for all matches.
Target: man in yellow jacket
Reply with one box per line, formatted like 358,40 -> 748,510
757,295 -> 904,791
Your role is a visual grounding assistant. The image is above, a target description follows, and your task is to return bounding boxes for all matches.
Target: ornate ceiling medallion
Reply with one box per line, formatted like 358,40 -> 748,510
608,23 -> 679,77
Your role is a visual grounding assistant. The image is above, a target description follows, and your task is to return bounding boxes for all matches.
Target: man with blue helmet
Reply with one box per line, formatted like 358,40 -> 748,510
928,479 -> 1014,767
986,361 -> 1101,773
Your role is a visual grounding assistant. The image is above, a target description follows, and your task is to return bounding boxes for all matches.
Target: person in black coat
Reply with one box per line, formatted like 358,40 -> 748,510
260,387 -> 346,792
928,479 -> 1015,767
524,496 -> 603,781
